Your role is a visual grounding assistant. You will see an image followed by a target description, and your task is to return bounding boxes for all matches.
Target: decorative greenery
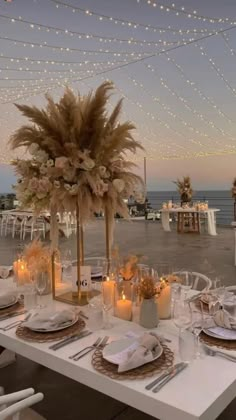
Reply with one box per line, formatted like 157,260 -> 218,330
174,175 -> 193,202
231,178 -> 236,198
138,276 -> 157,299
10,82 -> 144,223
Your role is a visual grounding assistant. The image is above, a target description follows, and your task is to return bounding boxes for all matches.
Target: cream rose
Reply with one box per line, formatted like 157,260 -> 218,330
28,143 -> 39,155
28,177 -> 39,193
69,184 -> 79,195
80,158 -> 95,171
54,180 -> 61,189
36,149 -> 49,163
46,159 -> 54,167
55,156 -> 68,169
112,178 -> 125,193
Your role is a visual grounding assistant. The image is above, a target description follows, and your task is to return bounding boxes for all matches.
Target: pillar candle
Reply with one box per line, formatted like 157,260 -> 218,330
102,276 -> 115,306
157,281 -> 171,319
116,293 -> 132,321
17,261 -> 30,285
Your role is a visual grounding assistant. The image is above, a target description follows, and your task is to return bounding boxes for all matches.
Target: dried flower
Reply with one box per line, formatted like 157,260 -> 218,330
55,156 -> 68,169
80,158 -> 95,171
28,143 -> 39,155
35,149 -> 48,163
139,276 -> 157,299
54,180 -> 61,189
46,159 -> 54,167
112,178 -> 125,193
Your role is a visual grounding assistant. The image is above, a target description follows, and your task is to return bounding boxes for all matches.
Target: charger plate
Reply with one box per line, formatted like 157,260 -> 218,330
16,318 -> 85,343
92,343 -> 173,380
200,331 -> 236,351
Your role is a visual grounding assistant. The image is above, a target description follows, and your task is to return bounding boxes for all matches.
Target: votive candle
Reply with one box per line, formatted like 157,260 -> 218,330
116,292 -> 132,321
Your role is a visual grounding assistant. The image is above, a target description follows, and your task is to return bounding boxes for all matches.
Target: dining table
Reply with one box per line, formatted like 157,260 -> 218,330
0,284 -> 236,420
160,208 -> 220,236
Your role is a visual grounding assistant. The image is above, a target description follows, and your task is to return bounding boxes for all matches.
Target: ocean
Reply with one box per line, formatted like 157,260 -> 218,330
147,190 -> 234,226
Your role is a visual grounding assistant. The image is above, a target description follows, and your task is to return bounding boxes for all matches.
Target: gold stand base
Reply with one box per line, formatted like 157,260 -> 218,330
53,289 -> 101,306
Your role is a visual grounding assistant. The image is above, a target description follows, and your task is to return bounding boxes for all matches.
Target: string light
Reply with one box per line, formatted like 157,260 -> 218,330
48,0 -> 212,34
0,14 -> 199,48
141,0 -> 236,26
145,63 -> 236,143
164,53 -> 235,124
196,44 -> 236,98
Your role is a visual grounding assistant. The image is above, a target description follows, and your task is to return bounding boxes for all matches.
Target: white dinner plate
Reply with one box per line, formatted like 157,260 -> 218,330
102,337 -> 163,365
91,267 -> 103,279
203,327 -> 236,341
27,314 -> 79,333
0,296 -> 18,310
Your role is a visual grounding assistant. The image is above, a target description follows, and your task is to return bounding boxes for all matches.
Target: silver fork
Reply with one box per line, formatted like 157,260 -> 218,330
69,337 -> 102,360
204,346 -> 236,362
73,336 -> 109,361
0,313 -> 32,331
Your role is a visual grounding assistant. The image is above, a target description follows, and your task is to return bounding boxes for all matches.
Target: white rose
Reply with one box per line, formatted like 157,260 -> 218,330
112,178 -> 125,193
36,149 -> 49,163
69,184 -> 79,195
98,166 -> 106,177
46,159 -> 54,167
54,180 -> 61,189
28,143 -> 39,155
40,164 -> 48,175
64,183 -> 71,192
80,158 -> 95,171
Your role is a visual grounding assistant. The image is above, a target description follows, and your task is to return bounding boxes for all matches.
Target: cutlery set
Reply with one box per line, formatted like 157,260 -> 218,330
145,362 -> 188,393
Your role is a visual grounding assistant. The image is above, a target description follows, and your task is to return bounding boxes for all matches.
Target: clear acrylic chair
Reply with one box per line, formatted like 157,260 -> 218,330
173,271 -> 212,291
0,388 -> 44,420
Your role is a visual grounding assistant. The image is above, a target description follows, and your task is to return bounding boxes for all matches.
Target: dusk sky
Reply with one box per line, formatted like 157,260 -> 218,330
1,0 -> 236,191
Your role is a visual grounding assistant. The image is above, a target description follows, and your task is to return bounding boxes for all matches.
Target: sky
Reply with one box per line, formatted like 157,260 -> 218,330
1,0 -> 236,191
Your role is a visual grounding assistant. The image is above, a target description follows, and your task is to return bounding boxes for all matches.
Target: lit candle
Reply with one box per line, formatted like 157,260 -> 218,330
116,292 -> 132,321
17,260 -> 30,285
102,276 -> 115,306
157,280 -> 171,319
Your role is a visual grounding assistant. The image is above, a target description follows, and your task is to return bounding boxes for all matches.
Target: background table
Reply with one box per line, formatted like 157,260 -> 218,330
160,208 -> 220,236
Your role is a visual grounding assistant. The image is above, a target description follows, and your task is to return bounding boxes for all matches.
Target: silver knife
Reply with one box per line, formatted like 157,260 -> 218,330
0,310 -> 27,321
145,362 -> 186,390
49,331 -> 92,351
152,362 -> 188,393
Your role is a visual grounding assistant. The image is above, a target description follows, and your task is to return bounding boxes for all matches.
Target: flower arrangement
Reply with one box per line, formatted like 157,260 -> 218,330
10,82 -> 144,225
174,176 -> 193,203
232,178 -> 236,199
24,239 -> 50,273
138,276 -> 157,299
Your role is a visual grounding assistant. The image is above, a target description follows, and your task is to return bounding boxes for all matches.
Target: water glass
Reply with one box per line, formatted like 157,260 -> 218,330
87,290 -> 103,331
23,284 -> 37,310
102,277 -> 115,329
179,329 -> 195,362
191,302 -> 203,359
62,249 -> 72,280
35,272 -> 47,309
173,299 -> 192,330
178,272 -> 193,300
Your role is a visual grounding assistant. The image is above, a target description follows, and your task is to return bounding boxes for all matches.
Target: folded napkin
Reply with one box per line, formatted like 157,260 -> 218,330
118,333 -> 161,373
0,266 -> 12,279
24,309 -> 76,330
205,308 -> 236,330
0,293 -> 16,307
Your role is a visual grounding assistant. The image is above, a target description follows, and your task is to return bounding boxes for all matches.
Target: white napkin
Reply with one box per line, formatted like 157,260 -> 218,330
0,293 -> 16,307
24,309 -> 76,330
0,266 -> 12,279
205,308 -> 236,330
118,333 -> 161,373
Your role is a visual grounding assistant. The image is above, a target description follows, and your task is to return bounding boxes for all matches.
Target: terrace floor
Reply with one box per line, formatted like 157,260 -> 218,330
1,220 -> 236,419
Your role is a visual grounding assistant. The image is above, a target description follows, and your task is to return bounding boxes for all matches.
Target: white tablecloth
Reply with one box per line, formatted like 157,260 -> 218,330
160,208 -> 220,236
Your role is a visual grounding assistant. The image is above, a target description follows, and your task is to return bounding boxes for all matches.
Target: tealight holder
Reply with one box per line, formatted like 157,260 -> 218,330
115,281 -> 132,321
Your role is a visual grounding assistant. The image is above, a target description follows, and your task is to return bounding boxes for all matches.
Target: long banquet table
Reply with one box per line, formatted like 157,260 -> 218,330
0,292 -> 236,420
160,208 -> 220,236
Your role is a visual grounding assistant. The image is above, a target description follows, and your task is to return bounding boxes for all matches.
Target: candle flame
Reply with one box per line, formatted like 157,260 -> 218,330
106,276 -> 110,282
122,292 -> 126,300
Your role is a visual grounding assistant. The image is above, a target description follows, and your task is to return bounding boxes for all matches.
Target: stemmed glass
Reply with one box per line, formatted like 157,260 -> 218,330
35,272 -> 47,309
173,299 -> 193,362
62,249 -> 72,280
212,277 -> 225,308
102,277 -> 114,329
178,272 -> 193,300
191,301 -> 204,359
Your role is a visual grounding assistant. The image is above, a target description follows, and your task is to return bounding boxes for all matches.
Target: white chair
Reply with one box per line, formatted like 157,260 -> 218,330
173,271 -> 212,291
22,217 -> 46,241
0,388 -> 44,420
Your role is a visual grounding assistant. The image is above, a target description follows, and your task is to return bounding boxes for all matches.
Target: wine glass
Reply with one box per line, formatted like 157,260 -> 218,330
212,277 -> 225,308
35,272 -> 47,309
173,299 -> 192,331
191,301 -> 204,359
62,249 -> 72,280
178,272 -> 193,300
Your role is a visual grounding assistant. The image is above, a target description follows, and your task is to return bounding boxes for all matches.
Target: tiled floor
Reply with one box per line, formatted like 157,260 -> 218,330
1,220 -> 236,419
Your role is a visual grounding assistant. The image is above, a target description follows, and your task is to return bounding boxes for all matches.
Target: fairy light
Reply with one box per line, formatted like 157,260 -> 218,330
196,44 -> 236,98
141,0 -> 236,26
0,14 -> 199,48
145,63 -> 236,143
48,0 -> 212,34
165,53 -> 235,124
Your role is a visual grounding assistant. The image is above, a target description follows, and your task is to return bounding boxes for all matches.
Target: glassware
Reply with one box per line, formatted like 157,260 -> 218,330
156,262 -> 171,280
173,299 -> 192,330
23,284 -> 37,310
191,302 -> 203,359
179,329 -> 195,362
178,272 -> 193,300
62,249 -> 72,280
87,282 -> 103,331
35,272 -> 47,309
